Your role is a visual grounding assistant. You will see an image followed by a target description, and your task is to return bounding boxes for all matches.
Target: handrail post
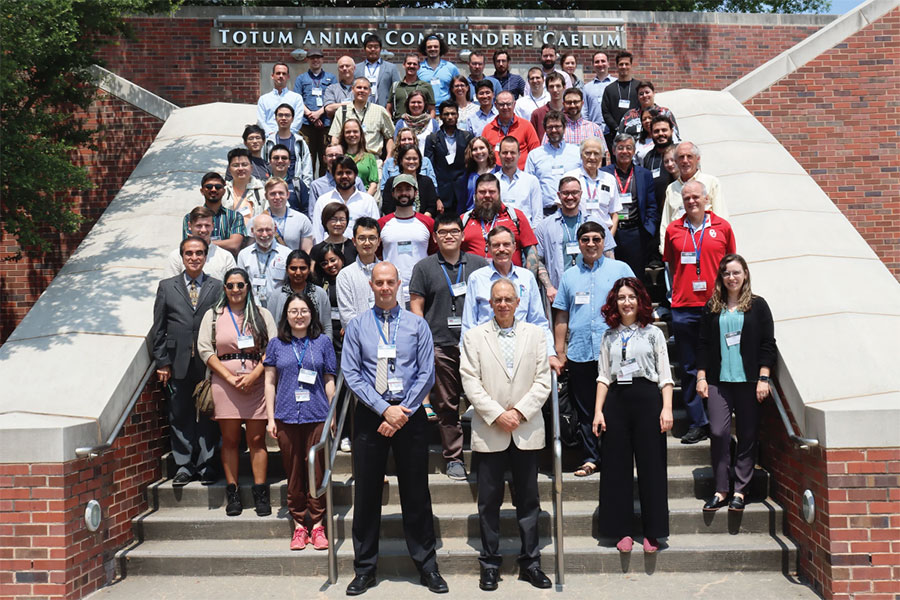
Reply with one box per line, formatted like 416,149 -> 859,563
324,432 -> 337,584
768,381 -> 819,449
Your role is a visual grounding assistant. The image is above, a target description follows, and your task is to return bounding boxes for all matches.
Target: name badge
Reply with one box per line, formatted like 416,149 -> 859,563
725,331 -> 741,347
210,235 -> 221,241
236,362 -> 252,374
295,389 -> 310,402
584,199 -> 600,210
652,168 -> 661,178
367,76 -> 377,84
620,357 -> 640,375
237,205 -> 251,216
618,98 -> 631,109
565,242 -> 580,255
618,208 -> 630,219
378,344 -> 397,359
692,280 -> 707,292
450,282 -> 467,297
397,241 -> 413,254
680,252 -> 697,265
297,368 -> 317,384
237,335 -> 255,349
311,88 -> 323,96
315,97 -> 323,107
447,316 -> 462,327
552,165 -> 564,174
331,307 -> 341,321
574,291 -> 590,305
252,276 -> 267,288
494,143 -> 501,152
619,193 -> 632,204
431,78 -> 441,86
387,378 -> 404,393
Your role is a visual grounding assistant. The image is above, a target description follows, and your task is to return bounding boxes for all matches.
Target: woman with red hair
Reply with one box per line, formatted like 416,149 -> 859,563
592,277 -> 674,554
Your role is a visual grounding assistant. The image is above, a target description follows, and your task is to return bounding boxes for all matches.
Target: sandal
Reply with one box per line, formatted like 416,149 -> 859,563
423,402 -> 438,422
574,463 -> 596,477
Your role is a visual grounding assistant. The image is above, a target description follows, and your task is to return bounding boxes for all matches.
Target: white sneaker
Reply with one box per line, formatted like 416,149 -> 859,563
340,437 -> 351,452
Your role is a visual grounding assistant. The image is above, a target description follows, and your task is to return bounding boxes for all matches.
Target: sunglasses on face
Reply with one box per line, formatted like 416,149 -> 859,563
225,282 -> 246,290
204,184 -> 224,190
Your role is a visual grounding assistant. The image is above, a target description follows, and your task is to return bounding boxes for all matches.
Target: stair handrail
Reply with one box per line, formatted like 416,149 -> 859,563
768,379 -> 819,450
539,285 -> 565,588
308,370 -> 351,585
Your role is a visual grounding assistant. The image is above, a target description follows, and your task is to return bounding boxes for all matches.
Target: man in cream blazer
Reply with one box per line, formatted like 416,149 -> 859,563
459,277 -> 552,591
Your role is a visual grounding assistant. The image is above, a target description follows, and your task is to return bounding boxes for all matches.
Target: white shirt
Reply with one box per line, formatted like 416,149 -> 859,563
163,243 -> 236,281
563,167 -> 622,229
236,242 -> 291,308
264,208 -> 313,250
498,169 -> 544,225
311,188 -> 380,243
257,87 -> 305,135
379,213 -> 433,303
514,89 -> 550,121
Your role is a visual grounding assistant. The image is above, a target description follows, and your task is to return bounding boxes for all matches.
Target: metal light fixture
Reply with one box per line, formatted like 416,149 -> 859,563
84,500 -> 102,532
380,49 -> 395,61
290,48 -> 308,62
458,49 -> 472,62
801,489 -> 815,524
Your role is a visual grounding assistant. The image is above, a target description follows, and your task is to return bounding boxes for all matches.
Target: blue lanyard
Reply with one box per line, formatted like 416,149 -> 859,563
291,337 -> 310,370
373,309 -> 401,346
227,306 -> 246,336
686,215 -> 707,276
272,212 -> 287,237
562,214 -> 582,243
440,262 -> 465,312
256,249 -> 273,276
620,326 -> 637,360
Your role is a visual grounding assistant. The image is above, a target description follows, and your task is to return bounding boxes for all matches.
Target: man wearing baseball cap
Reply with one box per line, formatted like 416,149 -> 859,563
293,48 -> 337,176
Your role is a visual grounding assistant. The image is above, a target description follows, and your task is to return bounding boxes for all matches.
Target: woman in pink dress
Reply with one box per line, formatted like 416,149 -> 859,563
198,268 -> 277,517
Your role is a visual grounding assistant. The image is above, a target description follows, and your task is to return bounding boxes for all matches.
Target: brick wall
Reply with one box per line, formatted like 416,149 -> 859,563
97,16 -> 821,107
744,7 -> 900,280
759,402 -> 900,600
0,91 -> 164,343
0,382 -> 168,600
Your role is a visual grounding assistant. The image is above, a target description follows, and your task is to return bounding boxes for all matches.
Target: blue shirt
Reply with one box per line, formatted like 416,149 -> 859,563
257,87 -> 305,135
552,255 -> 634,363
524,141 -> 583,208
493,72 -> 526,100
379,156 -> 439,193
582,75 -> 616,133
341,305 -> 435,416
460,264 -> 555,356
468,76 -> 502,100
534,210 -> 616,289
293,69 -> 338,126
719,309 -> 747,382
418,59 -> 460,105
463,106 -> 498,137
264,334 -> 337,424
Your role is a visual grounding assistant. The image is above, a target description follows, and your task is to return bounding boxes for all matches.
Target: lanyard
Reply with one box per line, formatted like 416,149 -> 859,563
291,337 -> 310,370
686,215 -> 707,276
352,104 -> 369,124
614,167 -> 634,194
374,309 -> 401,346
616,80 -> 633,103
227,306 -> 246,336
365,61 -> 380,78
480,216 -> 498,254
620,326 -> 637,360
646,153 -> 662,173
562,214 -> 581,243
271,212 -> 288,239
582,175 -> 600,200
255,249 -> 273,276
440,262 -> 465,313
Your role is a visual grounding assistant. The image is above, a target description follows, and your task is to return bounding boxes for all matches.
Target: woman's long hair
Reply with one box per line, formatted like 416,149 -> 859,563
708,253 -> 753,314
339,118 -> 370,161
277,294 -> 323,343
464,136 -> 495,173
216,267 -> 270,350
313,243 -> 346,287
601,277 -> 654,328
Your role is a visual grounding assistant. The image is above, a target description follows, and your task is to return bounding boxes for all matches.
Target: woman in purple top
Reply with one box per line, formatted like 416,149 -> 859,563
264,294 -> 337,551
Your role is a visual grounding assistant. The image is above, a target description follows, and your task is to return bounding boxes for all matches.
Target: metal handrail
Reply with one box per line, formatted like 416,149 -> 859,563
75,360 -> 157,459
308,371 -> 351,585
768,380 -> 818,450
540,288 -> 564,588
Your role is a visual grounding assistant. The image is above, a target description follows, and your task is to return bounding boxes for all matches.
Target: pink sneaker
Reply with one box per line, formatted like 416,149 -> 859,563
616,536 -> 633,553
290,527 -> 309,550
643,537 -> 659,553
311,525 -> 328,550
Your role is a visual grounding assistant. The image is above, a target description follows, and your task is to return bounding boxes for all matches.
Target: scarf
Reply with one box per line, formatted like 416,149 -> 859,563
400,112 -> 432,136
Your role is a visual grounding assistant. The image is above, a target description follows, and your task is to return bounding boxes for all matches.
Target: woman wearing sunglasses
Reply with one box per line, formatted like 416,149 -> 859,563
198,268 -> 277,517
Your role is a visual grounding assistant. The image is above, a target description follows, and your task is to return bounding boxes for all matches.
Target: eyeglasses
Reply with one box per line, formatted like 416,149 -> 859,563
203,184 -> 224,191
436,229 -> 461,237
355,236 -> 379,243
327,217 -> 348,224
723,271 -> 744,279
495,102 -> 513,108
225,282 -> 246,290
287,308 -> 311,316
270,156 -> 289,161
579,236 -> 604,245
559,190 -> 580,197
245,135 -> 263,142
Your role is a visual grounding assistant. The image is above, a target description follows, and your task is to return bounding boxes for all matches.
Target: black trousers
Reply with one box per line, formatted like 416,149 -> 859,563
352,402 -> 437,576
568,360 -> 600,466
599,378 -> 669,539
166,361 -> 220,477
475,443 -> 541,570
708,382 -> 760,495
613,224 -> 650,282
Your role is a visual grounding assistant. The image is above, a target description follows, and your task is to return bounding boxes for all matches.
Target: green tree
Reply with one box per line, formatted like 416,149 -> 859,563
0,0 -> 179,258
182,0 -> 830,11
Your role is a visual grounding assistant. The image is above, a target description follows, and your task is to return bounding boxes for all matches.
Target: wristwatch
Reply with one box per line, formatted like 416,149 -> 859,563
758,375 -> 770,382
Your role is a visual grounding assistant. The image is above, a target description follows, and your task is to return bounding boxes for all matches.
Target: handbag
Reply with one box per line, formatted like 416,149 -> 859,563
193,311 -> 217,416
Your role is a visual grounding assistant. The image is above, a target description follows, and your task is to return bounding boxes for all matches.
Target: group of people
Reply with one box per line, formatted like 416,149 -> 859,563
150,36 -> 777,596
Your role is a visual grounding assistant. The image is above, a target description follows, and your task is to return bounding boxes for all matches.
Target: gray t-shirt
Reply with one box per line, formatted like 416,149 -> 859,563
408,252 -> 488,347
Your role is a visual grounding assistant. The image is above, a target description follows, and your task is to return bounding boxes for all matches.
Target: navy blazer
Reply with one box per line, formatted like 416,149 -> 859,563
601,163 -> 658,237
354,61 -> 400,108
424,128 -> 474,214
151,274 -> 221,380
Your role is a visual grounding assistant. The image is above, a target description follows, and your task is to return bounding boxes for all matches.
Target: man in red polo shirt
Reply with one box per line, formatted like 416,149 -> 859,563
664,179 -> 736,445
482,91 -> 540,170
460,173 -> 539,274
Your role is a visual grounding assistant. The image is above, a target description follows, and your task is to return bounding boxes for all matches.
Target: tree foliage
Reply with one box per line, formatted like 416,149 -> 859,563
0,0 -> 179,258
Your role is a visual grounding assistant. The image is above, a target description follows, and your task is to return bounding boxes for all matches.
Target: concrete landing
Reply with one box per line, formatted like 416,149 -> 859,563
86,572 -> 820,600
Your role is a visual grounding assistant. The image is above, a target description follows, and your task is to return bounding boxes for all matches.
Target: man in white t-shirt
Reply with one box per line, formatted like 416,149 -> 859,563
377,175 -> 435,304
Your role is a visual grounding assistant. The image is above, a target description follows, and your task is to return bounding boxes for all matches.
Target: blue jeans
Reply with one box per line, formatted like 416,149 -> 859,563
670,306 -> 709,429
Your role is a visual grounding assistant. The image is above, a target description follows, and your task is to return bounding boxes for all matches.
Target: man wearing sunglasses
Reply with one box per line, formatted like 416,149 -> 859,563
181,172 -> 246,256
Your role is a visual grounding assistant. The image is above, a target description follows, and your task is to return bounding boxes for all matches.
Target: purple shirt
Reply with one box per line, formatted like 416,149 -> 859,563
264,334 -> 336,424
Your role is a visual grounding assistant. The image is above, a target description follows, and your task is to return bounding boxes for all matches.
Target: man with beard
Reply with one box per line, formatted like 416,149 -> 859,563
293,48 -> 336,177
311,156 -> 379,243
459,173 -> 540,274
642,114 -> 676,182
387,53 -> 435,121
558,88 -> 606,153
417,34 -> 459,106
491,50 -> 526,100
425,101 -> 473,215
525,111 -> 583,214
237,213 -> 291,308
539,43 -> 571,88
378,175 -> 436,305
181,172 -> 245,255
481,91 -> 540,170
309,143 -> 365,207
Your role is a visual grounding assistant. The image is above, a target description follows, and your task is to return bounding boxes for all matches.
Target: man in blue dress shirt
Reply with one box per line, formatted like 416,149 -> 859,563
417,34 -> 459,106
341,262 -> 448,596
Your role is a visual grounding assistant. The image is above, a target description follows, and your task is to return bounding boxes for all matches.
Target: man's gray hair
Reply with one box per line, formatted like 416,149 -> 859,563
490,277 -> 519,298
676,141 -> 700,159
681,179 -> 707,197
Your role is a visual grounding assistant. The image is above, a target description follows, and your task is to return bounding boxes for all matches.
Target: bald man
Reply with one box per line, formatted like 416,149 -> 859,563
323,55 -> 357,119
341,262 -> 448,595
236,213 -> 291,308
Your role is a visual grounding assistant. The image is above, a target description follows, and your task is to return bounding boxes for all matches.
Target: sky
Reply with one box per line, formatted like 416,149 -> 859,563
825,0 -> 868,13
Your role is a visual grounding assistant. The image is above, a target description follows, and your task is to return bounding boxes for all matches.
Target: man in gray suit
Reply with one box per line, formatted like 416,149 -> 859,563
354,33 -> 399,108
152,236 -> 222,486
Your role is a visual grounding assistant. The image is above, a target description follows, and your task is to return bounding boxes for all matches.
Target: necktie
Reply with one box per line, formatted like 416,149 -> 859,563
189,279 -> 199,309
374,316 -> 390,395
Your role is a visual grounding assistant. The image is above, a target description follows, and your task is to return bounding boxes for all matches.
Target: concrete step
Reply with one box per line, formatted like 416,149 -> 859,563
135,496 -> 784,542
118,531 -> 796,577
150,465 -> 770,509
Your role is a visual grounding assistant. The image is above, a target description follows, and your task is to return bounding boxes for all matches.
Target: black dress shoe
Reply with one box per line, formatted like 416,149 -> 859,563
479,567 -> 499,591
518,566 -> 552,589
199,470 -> 219,485
681,425 -> 710,445
420,571 -> 449,594
345,573 -> 376,596
703,495 -> 730,512
172,472 -> 193,487
729,495 -> 746,512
